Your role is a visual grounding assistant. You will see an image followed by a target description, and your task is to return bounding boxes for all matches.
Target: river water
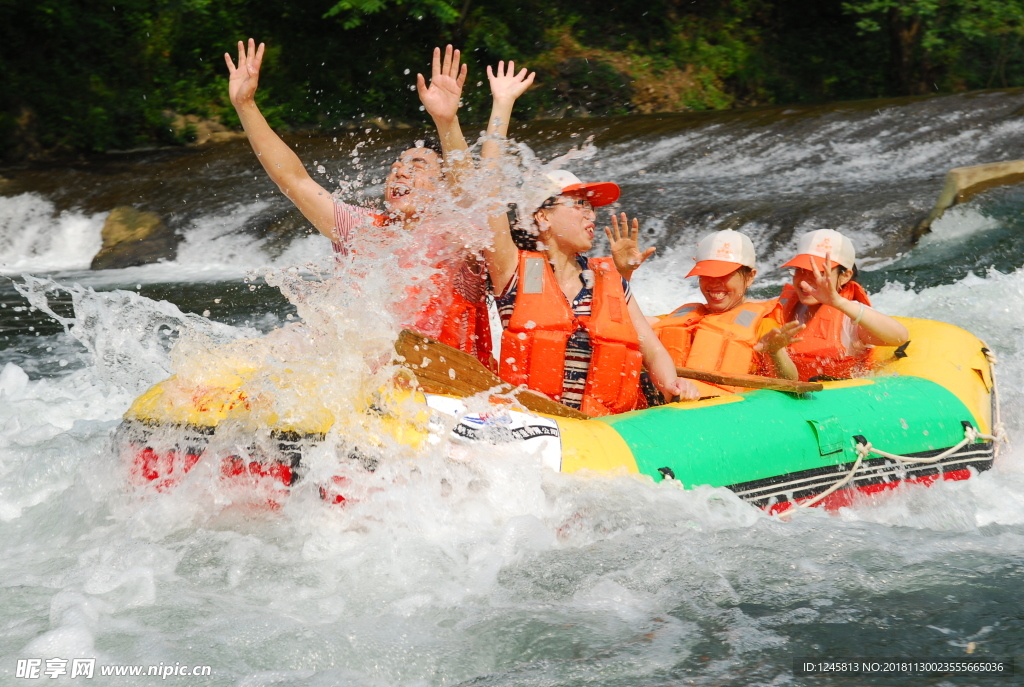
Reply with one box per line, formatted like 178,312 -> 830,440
1,90 -> 1023,686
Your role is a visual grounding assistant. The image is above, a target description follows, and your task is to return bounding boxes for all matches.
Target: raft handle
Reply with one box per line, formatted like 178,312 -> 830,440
894,341 -> 910,359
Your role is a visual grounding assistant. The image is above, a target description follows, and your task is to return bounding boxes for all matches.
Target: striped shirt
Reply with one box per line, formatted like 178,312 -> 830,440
496,254 -> 632,410
331,200 -> 380,256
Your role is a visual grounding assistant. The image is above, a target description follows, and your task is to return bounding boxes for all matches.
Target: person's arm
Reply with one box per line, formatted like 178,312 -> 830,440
417,45 -> 471,184
605,213 -> 656,281
800,255 -> 910,347
224,39 -> 336,239
628,296 -> 700,401
753,320 -> 804,380
480,61 -> 535,293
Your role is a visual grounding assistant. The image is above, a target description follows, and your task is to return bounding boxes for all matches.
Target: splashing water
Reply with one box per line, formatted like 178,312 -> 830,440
2,94 -> 1024,684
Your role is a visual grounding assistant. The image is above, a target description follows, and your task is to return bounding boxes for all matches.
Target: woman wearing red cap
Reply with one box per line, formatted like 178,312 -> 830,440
479,62 -> 698,415
777,230 -> 909,381
651,230 -> 804,397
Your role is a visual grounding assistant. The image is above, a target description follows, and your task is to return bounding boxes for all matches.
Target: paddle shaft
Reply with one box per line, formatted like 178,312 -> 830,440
676,366 -> 823,394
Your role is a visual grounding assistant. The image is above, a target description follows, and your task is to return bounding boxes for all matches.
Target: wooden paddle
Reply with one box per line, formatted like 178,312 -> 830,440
676,367 -> 823,394
394,329 -> 591,420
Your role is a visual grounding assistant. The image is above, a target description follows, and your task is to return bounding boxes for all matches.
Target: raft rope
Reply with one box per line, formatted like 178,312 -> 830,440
775,423 -> 998,517
982,345 -> 1008,448
775,345 -> 1006,518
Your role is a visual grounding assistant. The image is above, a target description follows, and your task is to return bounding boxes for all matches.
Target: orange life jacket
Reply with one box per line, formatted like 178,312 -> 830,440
436,272 -> 493,369
651,299 -> 778,396
498,252 -> 642,417
349,213 -> 494,369
774,280 -> 872,380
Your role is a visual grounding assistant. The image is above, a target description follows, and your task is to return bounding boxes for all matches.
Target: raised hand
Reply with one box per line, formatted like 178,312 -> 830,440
796,253 -> 843,307
486,60 -> 535,106
605,212 -> 655,278
754,321 -> 806,355
224,38 -> 265,107
416,45 -> 467,124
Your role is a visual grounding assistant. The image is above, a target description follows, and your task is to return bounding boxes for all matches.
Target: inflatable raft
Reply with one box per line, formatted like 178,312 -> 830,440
117,317 -> 1000,513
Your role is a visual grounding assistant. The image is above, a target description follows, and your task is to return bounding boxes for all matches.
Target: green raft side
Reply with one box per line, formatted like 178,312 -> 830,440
598,376 -> 980,487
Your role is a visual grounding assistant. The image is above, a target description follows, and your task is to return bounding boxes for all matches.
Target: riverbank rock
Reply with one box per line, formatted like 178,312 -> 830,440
165,112 -> 246,146
91,207 -> 178,270
915,160 -> 1024,238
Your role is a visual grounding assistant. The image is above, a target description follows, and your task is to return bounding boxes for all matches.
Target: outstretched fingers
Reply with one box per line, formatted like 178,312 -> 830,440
234,40 -> 247,70
779,321 -> 806,345
441,44 -> 454,78
250,40 -> 264,73
608,212 -> 623,241
627,214 -> 639,241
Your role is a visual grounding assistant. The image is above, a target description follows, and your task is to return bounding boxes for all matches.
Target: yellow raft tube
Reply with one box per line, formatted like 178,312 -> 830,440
119,318 -> 999,512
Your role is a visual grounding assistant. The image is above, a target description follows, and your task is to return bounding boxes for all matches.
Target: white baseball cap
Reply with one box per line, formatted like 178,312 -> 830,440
781,229 -> 856,271
541,170 -> 620,207
686,230 -> 757,278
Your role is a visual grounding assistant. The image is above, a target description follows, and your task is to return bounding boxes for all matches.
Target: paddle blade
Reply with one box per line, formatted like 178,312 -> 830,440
395,330 -> 590,420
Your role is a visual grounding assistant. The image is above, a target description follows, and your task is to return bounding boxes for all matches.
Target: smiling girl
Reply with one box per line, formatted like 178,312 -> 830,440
651,230 -> 804,396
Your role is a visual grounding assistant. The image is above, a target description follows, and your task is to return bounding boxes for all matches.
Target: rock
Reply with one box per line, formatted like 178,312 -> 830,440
915,160 -> 1024,239
164,111 -> 246,146
90,206 -> 178,270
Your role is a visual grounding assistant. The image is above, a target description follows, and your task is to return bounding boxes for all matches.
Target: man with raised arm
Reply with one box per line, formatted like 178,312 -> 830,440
224,39 -> 492,365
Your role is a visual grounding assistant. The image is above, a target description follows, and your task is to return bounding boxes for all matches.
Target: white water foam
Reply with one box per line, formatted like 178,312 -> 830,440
0,194 -> 339,286
0,262 -> 1022,684
0,193 -> 105,274
919,204 -> 1002,245
3,108 -> 1024,683
601,112 -> 1024,198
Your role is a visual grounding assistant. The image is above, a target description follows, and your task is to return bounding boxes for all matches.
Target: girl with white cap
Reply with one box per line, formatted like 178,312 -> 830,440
480,62 -> 698,415
651,229 -> 804,397
777,229 -> 909,380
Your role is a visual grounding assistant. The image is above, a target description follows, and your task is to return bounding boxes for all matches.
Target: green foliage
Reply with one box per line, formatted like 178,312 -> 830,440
324,0 -> 459,29
2,0 -> 1024,160
842,0 -> 1024,91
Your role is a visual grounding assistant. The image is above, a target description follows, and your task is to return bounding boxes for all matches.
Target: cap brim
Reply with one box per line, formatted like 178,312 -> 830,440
781,254 -> 822,271
685,260 -> 745,278
562,182 -> 620,207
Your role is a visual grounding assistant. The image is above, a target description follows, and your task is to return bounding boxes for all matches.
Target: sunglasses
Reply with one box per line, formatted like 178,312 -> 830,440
543,198 -> 595,213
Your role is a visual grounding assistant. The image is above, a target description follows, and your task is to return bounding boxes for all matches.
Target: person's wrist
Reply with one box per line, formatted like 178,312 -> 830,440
831,294 -> 851,311
430,112 -> 457,125
490,97 -> 517,109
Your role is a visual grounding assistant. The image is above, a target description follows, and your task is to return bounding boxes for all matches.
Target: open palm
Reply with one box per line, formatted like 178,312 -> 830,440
797,254 -> 842,307
417,45 -> 466,123
224,38 -> 265,106
605,213 -> 655,275
486,60 -> 535,104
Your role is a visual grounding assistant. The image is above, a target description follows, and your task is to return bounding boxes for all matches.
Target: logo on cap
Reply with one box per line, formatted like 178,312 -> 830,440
716,243 -> 733,259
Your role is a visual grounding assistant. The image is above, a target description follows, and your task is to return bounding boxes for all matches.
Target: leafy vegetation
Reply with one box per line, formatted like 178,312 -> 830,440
2,0 -> 1023,160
